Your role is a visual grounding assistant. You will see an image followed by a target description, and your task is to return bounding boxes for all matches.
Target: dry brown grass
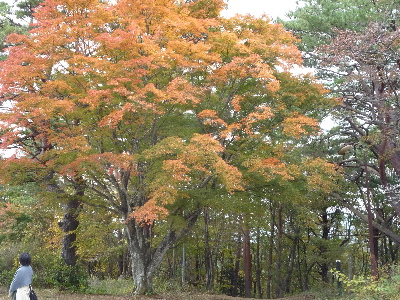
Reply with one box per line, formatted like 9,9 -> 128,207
0,287 -> 315,300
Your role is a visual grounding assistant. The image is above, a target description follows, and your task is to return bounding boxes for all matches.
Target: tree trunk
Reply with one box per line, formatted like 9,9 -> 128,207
255,227 -> 262,298
58,199 -> 81,266
366,162 -> 379,278
285,230 -> 298,294
204,208 -> 214,289
45,170 -> 82,267
181,244 -> 186,286
117,229 -> 129,277
320,209 -> 330,283
124,209 -> 200,294
59,187 -> 83,266
243,224 -> 252,298
232,231 -> 242,297
266,208 -> 275,299
275,204 -> 284,298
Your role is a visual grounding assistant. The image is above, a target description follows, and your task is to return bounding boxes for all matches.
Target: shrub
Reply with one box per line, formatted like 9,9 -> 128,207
0,245 -> 21,286
52,262 -> 88,292
330,265 -> 400,300
34,255 -> 88,292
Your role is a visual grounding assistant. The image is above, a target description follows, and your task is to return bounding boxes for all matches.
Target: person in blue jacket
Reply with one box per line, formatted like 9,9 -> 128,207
8,252 -> 33,300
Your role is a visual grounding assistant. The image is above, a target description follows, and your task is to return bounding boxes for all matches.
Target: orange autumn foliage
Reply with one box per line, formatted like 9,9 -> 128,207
0,0 -> 333,226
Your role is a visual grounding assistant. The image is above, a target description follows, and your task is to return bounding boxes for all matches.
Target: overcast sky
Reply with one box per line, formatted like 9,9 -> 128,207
221,0 -> 299,20
3,0 -> 299,20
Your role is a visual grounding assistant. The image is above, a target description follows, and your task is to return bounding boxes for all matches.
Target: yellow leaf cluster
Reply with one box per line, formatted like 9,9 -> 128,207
282,112 -> 320,139
302,158 -> 342,193
197,109 -> 228,128
51,134 -> 92,154
210,54 -> 275,84
134,134 -> 243,223
244,157 -> 294,181
242,105 -> 274,135
214,15 -> 302,66
130,197 -> 171,224
198,105 -> 275,139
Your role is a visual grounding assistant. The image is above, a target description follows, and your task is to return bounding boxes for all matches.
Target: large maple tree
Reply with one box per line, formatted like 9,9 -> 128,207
0,0 -> 333,294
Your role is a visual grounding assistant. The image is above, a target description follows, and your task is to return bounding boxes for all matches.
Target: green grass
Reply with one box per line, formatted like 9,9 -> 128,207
85,278 -> 134,295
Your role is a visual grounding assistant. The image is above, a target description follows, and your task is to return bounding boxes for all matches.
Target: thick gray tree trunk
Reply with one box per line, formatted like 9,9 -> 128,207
59,198 -> 80,266
46,170 -> 83,267
124,210 -> 200,295
58,182 -> 83,266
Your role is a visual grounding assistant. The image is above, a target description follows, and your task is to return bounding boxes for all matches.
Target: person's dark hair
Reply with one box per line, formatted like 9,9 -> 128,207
19,252 -> 31,266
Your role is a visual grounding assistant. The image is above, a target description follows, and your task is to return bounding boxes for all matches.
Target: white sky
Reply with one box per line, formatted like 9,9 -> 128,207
222,0 -> 299,20
4,0 -> 299,20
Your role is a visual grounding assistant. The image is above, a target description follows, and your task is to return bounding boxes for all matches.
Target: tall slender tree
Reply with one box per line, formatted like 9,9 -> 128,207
283,0 -> 400,279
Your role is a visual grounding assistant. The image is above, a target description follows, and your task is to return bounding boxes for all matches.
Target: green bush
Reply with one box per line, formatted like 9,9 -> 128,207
52,262 -> 88,292
329,265 -> 400,300
0,269 -> 15,286
0,245 -> 20,286
33,255 -> 88,292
